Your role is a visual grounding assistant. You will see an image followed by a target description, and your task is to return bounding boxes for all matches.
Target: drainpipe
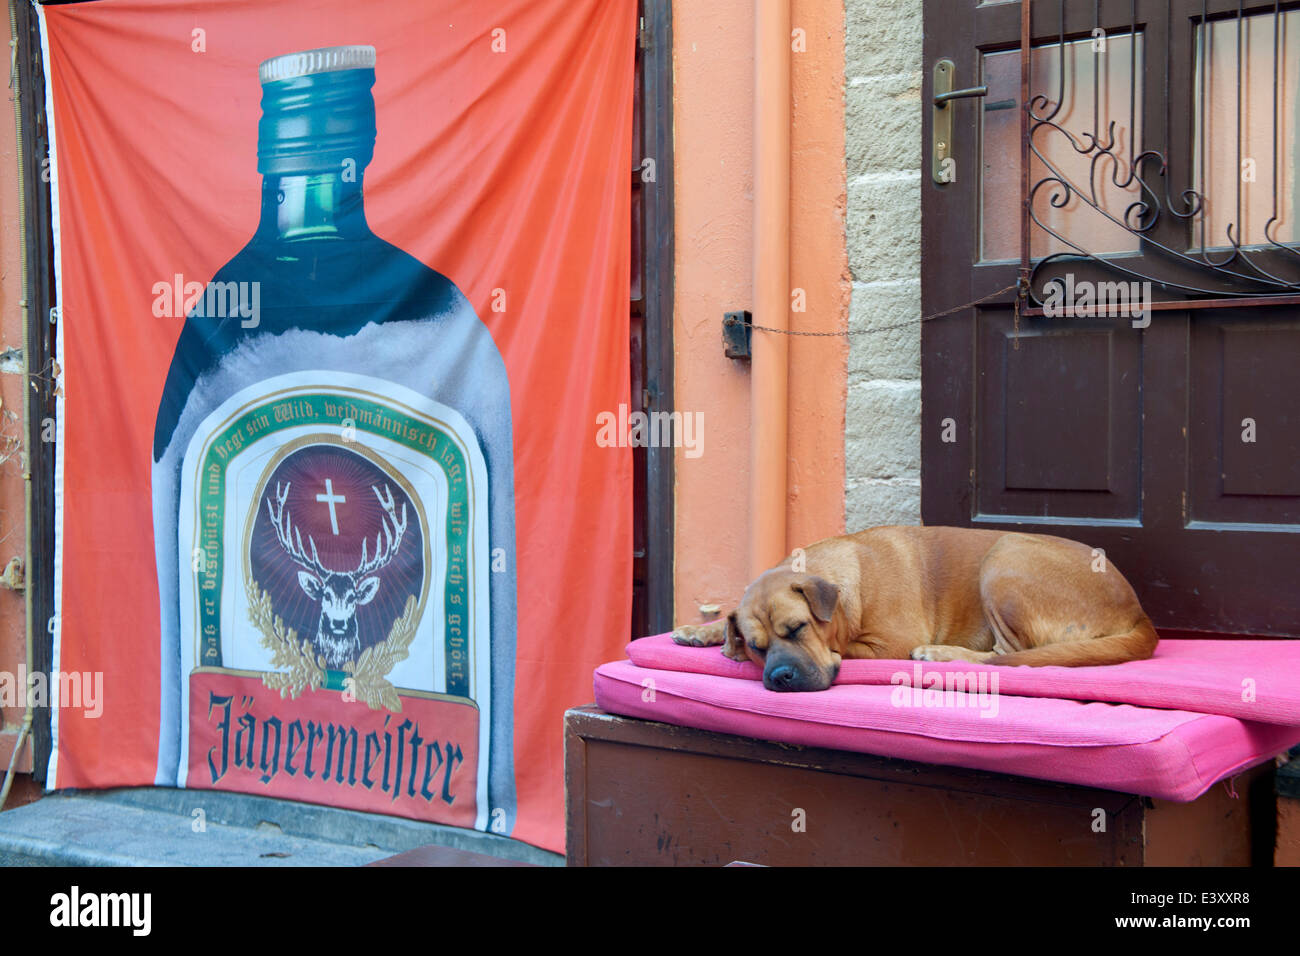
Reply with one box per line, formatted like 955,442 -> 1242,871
750,0 -> 791,578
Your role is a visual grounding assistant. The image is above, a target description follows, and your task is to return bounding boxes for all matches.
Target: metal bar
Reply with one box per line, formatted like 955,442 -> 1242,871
1019,0 -> 1032,285
1164,0 -> 1185,223
1163,0 -> 1175,220
1093,0 -> 1101,144
1235,0 -> 1243,244
1271,0 -> 1280,229
1023,293 -> 1300,316
1198,0 -> 1210,254
1130,0 -> 1137,171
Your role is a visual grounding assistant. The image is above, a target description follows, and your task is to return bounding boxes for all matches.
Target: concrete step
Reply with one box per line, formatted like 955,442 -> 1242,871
0,788 -> 562,867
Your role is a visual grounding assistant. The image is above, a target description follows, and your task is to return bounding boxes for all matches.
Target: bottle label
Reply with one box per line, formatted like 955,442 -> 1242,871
175,370 -> 491,828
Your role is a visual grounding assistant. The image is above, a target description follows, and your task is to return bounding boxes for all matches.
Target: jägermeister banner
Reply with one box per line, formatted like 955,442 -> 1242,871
41,0 -> 634,853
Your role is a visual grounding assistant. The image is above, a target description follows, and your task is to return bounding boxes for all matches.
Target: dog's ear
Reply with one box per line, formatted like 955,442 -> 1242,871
794,576 -> 839,623
722,611 -> 747,662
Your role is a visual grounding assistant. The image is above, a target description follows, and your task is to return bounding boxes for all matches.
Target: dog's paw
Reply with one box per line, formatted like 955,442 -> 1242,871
671,625 -> 708,646
671,620 -> 729,647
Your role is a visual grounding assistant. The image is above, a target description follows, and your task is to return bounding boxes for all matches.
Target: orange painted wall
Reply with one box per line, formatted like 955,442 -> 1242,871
0,5 -> 32,775
671,0 -> 848,625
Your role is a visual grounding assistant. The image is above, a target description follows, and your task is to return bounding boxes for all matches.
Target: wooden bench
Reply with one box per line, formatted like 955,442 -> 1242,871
564,705 -> 1275,866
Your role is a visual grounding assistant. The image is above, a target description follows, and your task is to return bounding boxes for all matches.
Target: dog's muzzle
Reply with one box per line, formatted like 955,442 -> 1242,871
763,657 -> 838,693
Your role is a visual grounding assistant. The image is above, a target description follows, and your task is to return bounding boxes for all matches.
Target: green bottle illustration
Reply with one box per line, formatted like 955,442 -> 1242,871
151,46 -> 517,833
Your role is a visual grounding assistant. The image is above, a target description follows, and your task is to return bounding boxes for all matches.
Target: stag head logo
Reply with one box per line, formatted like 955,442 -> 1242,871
266,480 -> 408,669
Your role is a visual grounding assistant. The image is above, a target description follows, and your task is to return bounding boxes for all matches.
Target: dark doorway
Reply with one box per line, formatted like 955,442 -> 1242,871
631,0 -> 674,640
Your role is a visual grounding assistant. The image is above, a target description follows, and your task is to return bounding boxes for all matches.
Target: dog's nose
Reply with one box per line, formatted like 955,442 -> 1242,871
766,664 -> 798,690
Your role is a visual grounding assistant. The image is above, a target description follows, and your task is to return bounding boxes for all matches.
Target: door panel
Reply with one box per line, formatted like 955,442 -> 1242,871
1190,316 -> 1300,520
976,311 -> 1142,520
921,0 -> 1300,637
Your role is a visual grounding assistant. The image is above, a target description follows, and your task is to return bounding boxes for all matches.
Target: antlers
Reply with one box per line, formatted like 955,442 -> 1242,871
354,484 -> 407,578
267,482 -> 330,580
266,481 -> 407,580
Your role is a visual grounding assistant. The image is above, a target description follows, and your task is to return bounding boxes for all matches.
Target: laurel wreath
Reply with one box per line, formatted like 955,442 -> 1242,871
245,573 -> 418,712
344,596 -> 418,712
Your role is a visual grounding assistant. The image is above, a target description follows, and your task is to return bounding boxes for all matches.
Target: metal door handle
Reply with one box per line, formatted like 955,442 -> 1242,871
932,59 -> 988,184
934,85 -> 990,106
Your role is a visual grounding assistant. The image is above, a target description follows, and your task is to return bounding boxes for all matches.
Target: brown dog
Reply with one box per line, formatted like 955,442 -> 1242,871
671,526 -> 1158,692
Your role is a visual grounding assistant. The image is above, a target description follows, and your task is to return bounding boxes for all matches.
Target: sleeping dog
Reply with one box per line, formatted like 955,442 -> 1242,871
671,525 -> 1158,692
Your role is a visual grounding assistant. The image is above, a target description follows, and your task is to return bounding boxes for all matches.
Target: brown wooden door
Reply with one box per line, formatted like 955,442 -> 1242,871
922,0 -> 1300,637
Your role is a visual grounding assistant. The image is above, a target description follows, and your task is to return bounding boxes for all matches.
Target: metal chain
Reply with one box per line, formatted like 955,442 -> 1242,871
731,283 -> 1022,336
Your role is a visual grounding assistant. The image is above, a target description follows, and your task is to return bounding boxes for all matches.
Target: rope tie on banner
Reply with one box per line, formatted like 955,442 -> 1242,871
729,282 -> 1021,337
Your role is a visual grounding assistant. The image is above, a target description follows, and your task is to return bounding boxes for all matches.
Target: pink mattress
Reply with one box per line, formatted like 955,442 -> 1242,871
627,634 -> 1300,724
593,636 -> 1300,802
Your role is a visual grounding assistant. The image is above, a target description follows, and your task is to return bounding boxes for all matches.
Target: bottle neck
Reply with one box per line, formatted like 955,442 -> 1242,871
256,171 -> 370,243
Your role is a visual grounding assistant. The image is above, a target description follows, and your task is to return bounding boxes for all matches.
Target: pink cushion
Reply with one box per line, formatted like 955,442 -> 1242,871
627,634 -> 1300,725
594,660 -> 1300,801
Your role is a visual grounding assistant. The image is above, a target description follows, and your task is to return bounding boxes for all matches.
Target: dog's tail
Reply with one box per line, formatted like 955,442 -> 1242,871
989,616 -> 1159,667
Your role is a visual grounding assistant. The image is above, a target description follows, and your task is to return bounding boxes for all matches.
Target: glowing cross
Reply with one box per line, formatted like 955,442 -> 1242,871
316,479 -> 346,535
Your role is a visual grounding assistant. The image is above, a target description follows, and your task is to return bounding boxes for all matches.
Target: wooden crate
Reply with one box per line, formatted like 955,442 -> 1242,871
564,705 -> 1275,866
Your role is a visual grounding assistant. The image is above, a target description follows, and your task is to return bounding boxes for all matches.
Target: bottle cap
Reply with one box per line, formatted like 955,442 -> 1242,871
256,46 -> 377,175
258,45 -> 376,85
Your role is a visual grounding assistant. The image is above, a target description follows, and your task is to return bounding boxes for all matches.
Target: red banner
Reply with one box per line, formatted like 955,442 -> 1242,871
42,0 -> 634,853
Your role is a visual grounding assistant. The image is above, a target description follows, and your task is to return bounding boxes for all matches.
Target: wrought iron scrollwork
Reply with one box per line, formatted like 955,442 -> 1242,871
1024,0 -> 1300,307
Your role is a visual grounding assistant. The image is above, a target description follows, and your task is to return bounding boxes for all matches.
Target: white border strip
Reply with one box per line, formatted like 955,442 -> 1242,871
36,0 -> 67,789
